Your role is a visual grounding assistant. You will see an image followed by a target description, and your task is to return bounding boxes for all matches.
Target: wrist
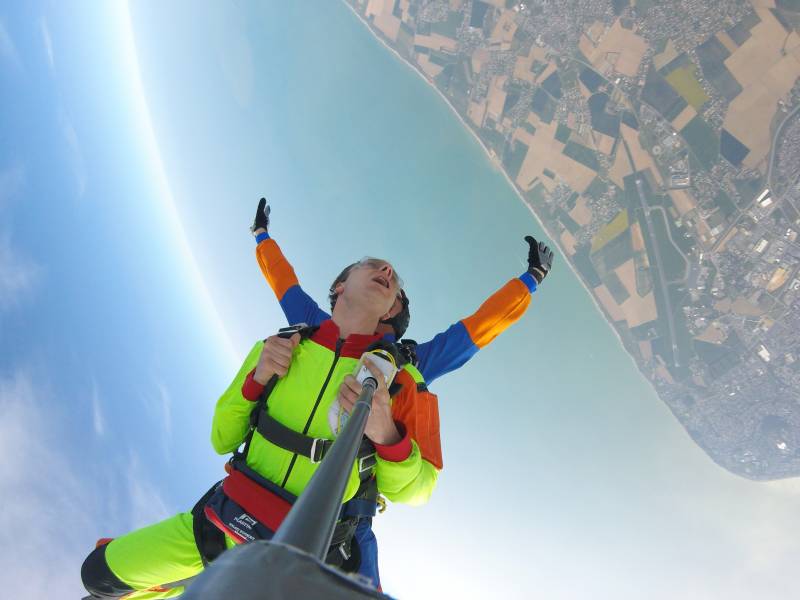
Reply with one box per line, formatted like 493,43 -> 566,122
374,422 -> 412,462
371,422 -> 401,446
529,267 -> 546,284
253,369 -> 272,386
242,370 -> 266,401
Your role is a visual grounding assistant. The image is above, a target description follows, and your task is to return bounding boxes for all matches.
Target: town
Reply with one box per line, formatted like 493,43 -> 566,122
349,0 -> 800,479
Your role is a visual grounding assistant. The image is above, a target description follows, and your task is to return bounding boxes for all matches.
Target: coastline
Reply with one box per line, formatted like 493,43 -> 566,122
340,1 -> 646,387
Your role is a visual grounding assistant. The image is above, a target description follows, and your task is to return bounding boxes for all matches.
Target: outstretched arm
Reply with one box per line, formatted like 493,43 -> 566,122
415,236 -> 554,385
252,198 -> 330,327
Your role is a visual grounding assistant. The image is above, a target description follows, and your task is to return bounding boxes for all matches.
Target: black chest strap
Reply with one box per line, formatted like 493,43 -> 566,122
255,409 -> 377,477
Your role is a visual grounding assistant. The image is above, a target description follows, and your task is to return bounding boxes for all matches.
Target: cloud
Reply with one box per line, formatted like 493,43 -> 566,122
0,19 -> 23,71
125,450 -> 171,529
0,371 -> 104,599
0,164 -> 40,309
91,378 -> 105,436
0,369 -> 175,599
0,231 -> 40,309
60,113 -> 87,198
143,380 -> 174,460
40,18 -> 54,70
0,162 -> 25,207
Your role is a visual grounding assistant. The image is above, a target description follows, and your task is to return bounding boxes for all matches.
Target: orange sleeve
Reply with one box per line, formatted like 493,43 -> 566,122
255,238 -> 300,301
461,278 -> 532,349
391,370 -> 443,470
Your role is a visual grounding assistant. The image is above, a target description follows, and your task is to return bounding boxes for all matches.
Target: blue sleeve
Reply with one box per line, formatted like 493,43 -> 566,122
279,285 -> 331,327
415,321 -> 479,385
518,271 -> 537,293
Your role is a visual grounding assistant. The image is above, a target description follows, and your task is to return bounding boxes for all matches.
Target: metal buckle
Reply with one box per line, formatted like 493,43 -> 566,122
310,438 -> 325,464
338,542 -> 351,561
358,453 -> 376,473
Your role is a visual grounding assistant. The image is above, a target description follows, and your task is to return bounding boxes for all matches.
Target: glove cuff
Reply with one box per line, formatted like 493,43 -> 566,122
529,267 -> 547,284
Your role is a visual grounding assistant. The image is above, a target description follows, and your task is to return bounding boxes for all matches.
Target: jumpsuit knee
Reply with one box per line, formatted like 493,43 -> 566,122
81,512 -> 207,599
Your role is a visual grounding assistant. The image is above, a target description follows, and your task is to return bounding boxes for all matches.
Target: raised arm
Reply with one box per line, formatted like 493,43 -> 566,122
415,236 -> 554,385
251,198 -> 330,327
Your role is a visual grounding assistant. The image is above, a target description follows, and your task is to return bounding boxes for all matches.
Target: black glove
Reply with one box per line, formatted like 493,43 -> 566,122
397,339 -> 418,367
524,235 -> 554,284
251,197 -> 270,234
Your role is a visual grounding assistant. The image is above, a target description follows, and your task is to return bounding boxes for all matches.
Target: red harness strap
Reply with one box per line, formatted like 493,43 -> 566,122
222,469 -> 292,534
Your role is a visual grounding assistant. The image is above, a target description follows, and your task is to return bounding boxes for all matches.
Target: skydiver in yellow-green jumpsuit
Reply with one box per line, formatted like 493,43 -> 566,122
80,257 -> 443,598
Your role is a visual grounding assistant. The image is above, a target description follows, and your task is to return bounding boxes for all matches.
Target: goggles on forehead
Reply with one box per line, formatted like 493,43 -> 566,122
358,257 -> 403,290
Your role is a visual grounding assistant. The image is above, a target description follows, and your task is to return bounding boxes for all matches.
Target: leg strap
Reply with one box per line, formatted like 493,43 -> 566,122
191,481 -> 228,566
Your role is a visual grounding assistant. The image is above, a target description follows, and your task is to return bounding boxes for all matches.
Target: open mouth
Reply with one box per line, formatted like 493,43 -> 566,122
372,275 -> 390,289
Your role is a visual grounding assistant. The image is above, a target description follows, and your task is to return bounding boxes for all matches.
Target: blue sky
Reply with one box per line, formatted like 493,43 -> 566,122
1,2 -> 799,599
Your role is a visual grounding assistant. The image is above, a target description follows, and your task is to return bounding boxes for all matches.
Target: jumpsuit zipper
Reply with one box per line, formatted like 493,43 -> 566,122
280,338 -> 344,488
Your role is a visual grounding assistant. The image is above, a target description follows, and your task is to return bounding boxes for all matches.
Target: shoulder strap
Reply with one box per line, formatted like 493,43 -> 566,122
232,324 -> 319,463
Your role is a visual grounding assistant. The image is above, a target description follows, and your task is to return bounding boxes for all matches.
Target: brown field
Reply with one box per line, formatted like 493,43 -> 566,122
560,230 -> 578,256
414,33 -> 458,52
514,46 -> 549,83
490,11 -> 518,44
620,123 -> 663,185
767,267 -> 790,292
716,31 -> 738,54
365,0 -> 388,18
486,76 -> 508,122
615,259 -> 658,327
536,62 -> 558,85
472,48 -> 491,75
669,189 -> 697,216
592,131 -> 616,155
715,227 -> 738,251
579,19 -> 648,77
724,8 -> 800,170
569,196 -> 593,226
671,105 -> 697,131
653,39 -> 679,71
655,362 -> 676,384
417,53 -> 444,79
594,284 -> 625,322
366,0 -> 401,41
715,296 -> 766,317
695,323 -> 727,344
608,144 -> 631,188
468,99 -> 487,127
515,114 -> 598,193
631,222 -> 645,252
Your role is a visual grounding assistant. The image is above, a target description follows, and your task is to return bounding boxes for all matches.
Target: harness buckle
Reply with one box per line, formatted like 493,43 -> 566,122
358,453 -> 377,474
309,438 -> 325,464
377,494 -> 387,514
337,542 -> 351,561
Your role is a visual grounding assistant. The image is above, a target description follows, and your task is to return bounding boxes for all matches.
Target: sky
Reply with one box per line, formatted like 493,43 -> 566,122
0,2 -> 798,599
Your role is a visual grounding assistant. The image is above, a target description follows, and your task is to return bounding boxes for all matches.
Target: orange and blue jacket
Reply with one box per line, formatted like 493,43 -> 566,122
254,234 -> 536,385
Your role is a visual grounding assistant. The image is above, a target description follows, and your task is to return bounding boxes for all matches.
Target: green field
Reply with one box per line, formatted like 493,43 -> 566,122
681,115 -> 719,170
665,66 -> 709,109
592,210 -> 629,252
562,141 -> 600,171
